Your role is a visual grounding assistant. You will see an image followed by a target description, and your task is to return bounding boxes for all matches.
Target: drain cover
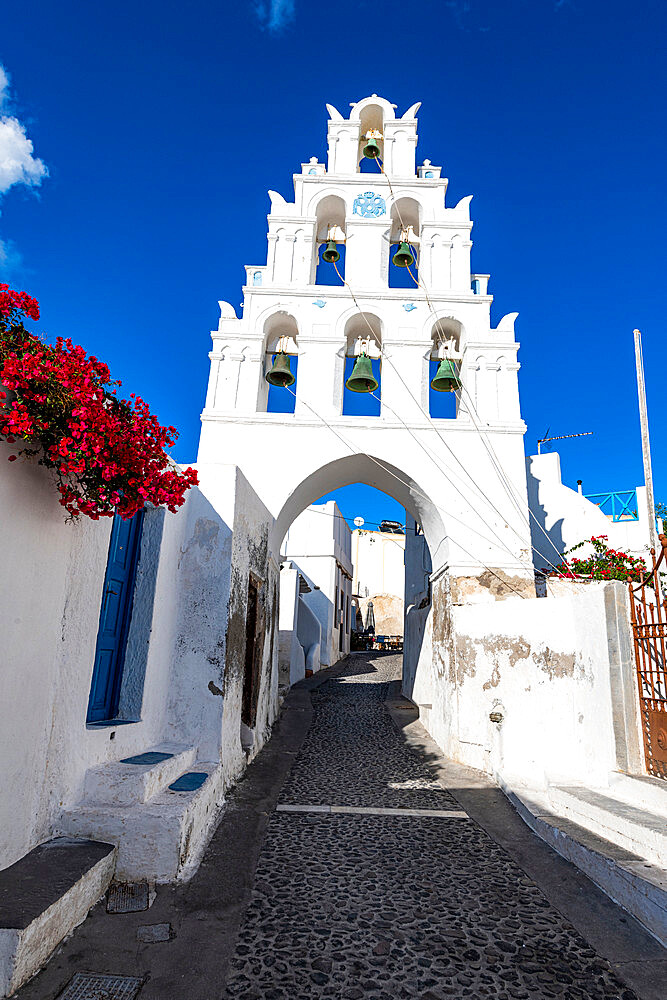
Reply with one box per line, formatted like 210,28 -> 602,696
120,751 -> 173,765
168,771 -> 208,792
107,882 -> 149,913
57,973 -> 143,999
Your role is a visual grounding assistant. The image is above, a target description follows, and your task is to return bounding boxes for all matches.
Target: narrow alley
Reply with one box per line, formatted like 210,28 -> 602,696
17,653 -> 664,1000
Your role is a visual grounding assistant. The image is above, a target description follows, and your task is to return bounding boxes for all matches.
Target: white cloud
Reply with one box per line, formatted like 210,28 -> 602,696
254,0 -> 295,32
0,117 -> 47,195
0,64 -> 47,197
0,65 -> 10,110
0,236 -> 23,275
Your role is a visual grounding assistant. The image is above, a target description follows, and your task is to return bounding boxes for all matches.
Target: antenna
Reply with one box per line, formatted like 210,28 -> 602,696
537,431 -> 593,455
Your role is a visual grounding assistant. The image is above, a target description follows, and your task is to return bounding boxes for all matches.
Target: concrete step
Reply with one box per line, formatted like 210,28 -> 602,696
547,785 -> 667,867
505,785 -> 667,949
82,743 -> 196,806
607,770 -> 667,817
0,837 -> 116,997
60,763 -> 224,882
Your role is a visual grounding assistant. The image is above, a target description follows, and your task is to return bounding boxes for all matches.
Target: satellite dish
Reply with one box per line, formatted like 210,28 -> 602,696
353,516 -> 364,528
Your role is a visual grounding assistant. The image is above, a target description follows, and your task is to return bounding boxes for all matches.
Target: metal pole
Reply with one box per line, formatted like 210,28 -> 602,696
634,329 -> 659,556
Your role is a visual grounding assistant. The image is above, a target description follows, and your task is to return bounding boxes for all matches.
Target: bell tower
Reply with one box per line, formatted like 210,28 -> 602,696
198,95 -> 533,596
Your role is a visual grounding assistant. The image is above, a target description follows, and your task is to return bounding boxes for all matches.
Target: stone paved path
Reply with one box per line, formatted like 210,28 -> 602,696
222,653 -> 639,1000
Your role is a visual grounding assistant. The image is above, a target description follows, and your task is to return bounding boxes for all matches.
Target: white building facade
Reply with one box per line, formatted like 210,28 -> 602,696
281,500 -> 353,672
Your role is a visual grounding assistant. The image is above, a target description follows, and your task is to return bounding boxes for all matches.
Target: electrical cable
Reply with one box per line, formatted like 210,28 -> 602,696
368,388 -> 557,596
333,152 -> 570,581
283,385 -> 528,599
329,258 -> 568,583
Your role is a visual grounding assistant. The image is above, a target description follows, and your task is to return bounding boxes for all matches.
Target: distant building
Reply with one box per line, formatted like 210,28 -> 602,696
352,527 -> 405,636
282,501 -> 353,672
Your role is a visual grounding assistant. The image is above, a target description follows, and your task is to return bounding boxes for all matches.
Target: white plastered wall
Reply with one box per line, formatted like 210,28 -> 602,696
0,441 -> 279,871
282,501 -> 352,666
405,573 -> 642,790
527,452 -> 654,570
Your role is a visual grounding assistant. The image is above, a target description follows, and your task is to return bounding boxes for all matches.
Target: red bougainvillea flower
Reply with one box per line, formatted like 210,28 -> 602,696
546,534 -> 648,586
0,286 -> 197,520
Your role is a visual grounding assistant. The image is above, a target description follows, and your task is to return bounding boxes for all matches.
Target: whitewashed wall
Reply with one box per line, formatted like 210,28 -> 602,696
282,501 -> 352,665
352,528 -> 405,600
527,452 -> 654,570
407,575 -> 641,790
1,446 -> 279,872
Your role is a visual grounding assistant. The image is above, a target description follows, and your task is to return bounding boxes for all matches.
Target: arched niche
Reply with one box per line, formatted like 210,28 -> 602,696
263,310 -> 299,355
343,313 -> 382,417
271,453 -> 448,577
357,102 -> 386,170
315,194 -> 347,286
344,311 -> 382,359
388,197 -> 422,288
427,318 -> 463,420
261,311 -> 299,415
390,197 -> 422,243
429,316 -> 463,358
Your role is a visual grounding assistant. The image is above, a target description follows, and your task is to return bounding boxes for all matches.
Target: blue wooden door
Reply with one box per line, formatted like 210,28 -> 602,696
87,511 -> 144,723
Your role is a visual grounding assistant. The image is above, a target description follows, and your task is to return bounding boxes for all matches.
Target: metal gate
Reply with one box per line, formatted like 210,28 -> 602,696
629,537 -> 667,779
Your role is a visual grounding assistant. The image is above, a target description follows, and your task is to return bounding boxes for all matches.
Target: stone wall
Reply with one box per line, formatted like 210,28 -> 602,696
407,574 -> 643,790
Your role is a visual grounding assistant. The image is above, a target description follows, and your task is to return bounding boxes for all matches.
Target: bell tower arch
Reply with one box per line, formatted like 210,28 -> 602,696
197,95 -> 534,601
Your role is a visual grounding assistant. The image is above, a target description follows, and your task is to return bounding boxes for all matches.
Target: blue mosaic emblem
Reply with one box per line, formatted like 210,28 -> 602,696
403,303 -> 417,313
352,191 -> 386,218
312,300 -> 326,308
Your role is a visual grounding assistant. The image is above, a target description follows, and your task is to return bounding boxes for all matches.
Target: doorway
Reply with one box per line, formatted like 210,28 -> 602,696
87,511 -> 144,723
242,575 -> 264,730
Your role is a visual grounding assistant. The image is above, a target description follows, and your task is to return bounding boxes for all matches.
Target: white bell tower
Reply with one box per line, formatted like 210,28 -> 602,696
197,95 -> 533,598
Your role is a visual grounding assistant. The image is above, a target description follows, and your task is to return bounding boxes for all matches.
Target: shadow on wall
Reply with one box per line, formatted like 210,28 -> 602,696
525,455 -> 568,578
278,560 -> 340,686
403,516 -> 433,701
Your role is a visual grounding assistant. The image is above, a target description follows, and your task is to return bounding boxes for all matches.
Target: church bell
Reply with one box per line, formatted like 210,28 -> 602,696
362,137 -> 380,159
430,357 -> 462,392
265,351 -> 295,388
345,353 -> 379,393
392,241 -> 414,268
322,240 -> 340,264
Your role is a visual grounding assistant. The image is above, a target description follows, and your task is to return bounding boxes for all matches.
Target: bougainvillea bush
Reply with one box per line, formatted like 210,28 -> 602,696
550,535 -> 648,584
0,284 -> 197,520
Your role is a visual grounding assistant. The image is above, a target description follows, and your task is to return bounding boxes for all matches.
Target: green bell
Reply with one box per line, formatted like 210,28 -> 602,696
322,240 -> 340,264
430,357 -> 462,392
362,137 -> 380,159
392,241 -> 414,268
265,351 -> 295,388
345,353 -> 379,394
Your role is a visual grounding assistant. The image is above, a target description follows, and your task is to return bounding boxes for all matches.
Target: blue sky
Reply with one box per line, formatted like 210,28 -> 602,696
1,0 -> 665,532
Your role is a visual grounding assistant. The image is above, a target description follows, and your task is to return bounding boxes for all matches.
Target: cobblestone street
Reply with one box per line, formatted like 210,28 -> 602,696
222,653 -> 641,1000
16,651 -> 665,1000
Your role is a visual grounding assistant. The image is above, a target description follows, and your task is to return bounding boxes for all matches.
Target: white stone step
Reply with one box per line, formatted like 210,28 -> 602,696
82,743 -> 196,806
607,770 -> 667,818
547,785 -> 667,867
505,784 -> 667,948
0,838 -> 116,997
60,763 -> 224,882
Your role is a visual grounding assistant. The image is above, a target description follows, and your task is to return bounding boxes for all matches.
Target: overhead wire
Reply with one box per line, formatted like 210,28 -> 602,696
329,256 -> 566,585
283,385 -> 528,599
371,155 -> 568,570
374,164 -> 575,577
321,148 -> 570,583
